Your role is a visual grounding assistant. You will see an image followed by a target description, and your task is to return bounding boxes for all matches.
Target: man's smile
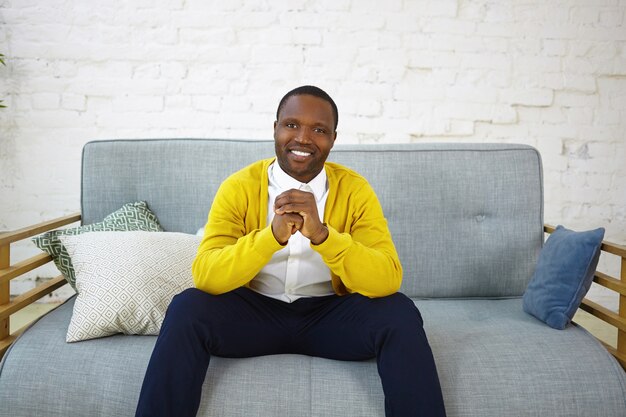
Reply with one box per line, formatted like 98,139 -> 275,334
289,149 -> 313,161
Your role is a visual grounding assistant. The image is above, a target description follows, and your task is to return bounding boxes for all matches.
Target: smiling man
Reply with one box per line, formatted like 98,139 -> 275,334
135,86 -> 446,417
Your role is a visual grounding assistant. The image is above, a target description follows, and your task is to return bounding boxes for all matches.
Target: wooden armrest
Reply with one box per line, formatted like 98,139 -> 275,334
0,275 -> 67,320
544,223 -> 626,370
594,271 -> 626,296
544,224 -> 626,258
0,213 -> 80,360
0,213 -> 81,246
0,276 -> 66,358
0,331 -> 20,359
580,299 -> 626,333
0,253 -> 52,285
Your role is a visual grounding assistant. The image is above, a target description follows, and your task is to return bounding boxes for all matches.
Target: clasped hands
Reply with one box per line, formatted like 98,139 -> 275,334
271,189 -> 329,246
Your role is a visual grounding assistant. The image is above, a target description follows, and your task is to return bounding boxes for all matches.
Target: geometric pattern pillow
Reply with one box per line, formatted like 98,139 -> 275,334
58,231 -> 200,342
32,201 -> 163,291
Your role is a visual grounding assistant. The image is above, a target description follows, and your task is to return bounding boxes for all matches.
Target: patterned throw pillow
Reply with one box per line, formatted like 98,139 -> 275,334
32,201 -> 163,290
59,231 -> 200,342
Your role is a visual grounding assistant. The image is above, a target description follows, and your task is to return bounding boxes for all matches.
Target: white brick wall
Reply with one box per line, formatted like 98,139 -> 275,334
1,0 -> 625,305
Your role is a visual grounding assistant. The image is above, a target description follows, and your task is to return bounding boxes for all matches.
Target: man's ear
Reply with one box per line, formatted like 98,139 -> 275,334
273,120 -> 278,130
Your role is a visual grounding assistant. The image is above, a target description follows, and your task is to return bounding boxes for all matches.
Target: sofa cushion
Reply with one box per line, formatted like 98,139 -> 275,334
2,297 -> 625,417
32,201 -> 163,290
81,140 -> 544,298
523,225 -> 605,330
59,231 -> 199,342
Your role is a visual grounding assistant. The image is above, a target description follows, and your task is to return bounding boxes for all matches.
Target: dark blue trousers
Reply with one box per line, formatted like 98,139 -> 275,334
135,287 -> 446,417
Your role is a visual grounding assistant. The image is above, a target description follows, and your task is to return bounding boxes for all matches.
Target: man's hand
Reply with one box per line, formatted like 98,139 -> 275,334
271,212 -> 304,245
272,189 -> 329,245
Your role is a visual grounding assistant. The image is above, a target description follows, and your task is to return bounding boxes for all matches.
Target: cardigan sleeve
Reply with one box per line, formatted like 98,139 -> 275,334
192,177 -> 283,294
312,180 -> 403,298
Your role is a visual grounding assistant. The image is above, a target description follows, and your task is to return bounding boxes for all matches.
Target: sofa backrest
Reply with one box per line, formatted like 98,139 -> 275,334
81,139 -> 543,298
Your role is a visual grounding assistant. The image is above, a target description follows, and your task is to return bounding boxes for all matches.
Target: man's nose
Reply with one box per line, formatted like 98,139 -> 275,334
295,128 -> 312,144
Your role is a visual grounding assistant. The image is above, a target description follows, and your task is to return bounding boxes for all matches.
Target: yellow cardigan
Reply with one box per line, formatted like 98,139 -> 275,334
192,158 -> 402,298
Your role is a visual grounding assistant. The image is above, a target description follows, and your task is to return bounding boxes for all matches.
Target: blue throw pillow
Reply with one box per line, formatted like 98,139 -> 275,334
523,225 -> 605,330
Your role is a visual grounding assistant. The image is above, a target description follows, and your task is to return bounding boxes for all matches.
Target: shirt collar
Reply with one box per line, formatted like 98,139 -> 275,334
271,161 -> 328,202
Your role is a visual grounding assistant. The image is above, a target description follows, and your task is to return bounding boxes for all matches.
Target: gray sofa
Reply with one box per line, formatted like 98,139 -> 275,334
1,139 -> 625,416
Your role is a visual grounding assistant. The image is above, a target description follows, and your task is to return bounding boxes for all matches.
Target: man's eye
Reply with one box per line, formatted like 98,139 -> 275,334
314,128 -> 326,134
286,123 -> 297,128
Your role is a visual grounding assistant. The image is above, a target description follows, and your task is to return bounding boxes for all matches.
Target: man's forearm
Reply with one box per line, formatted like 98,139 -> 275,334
313,226 -> 403,297
192,226 -> 282,294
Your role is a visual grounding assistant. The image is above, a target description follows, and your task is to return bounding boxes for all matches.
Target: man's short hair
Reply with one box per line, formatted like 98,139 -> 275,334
276,85 -> 339,131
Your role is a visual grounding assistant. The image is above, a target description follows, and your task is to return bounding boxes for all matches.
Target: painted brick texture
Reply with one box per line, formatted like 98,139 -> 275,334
0,0 -> 625,302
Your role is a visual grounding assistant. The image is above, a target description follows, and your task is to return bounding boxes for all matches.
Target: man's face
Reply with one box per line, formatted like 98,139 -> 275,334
274,94 -> 337,183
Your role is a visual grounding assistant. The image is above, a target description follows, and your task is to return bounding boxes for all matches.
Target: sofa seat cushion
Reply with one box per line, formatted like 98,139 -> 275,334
422,299 -> 626,417
1,297 -> 624,417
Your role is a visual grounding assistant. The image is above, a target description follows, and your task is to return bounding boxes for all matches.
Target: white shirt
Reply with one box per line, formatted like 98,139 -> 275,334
248,162 -> 334,302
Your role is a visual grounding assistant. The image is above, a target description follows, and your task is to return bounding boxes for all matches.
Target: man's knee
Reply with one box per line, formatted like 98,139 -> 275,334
374,292 -> 424,328
172,287 -> 211,303
164,287 -> 211,324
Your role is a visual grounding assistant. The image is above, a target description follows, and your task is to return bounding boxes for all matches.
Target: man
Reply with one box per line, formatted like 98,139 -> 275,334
135,86 -> 446,417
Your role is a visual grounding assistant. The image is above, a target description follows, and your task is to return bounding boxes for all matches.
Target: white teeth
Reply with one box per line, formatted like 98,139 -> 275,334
292,150 -> 311,157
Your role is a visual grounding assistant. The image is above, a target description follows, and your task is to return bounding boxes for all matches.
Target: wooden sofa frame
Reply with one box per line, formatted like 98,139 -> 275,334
2,214 -> 626,369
